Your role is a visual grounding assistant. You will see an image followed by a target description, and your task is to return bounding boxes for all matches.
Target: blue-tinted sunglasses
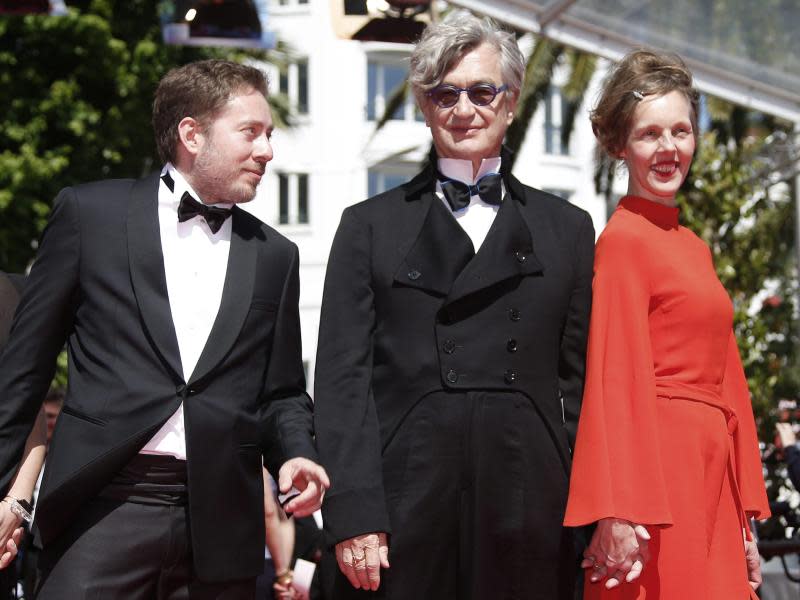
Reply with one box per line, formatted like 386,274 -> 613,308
426,83 -> 509,108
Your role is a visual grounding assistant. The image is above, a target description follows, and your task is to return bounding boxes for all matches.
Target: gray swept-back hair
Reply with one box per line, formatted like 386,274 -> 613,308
409,11 -> 524,103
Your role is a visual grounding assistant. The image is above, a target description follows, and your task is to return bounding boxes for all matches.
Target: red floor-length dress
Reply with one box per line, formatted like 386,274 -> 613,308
564,196 -> 770,599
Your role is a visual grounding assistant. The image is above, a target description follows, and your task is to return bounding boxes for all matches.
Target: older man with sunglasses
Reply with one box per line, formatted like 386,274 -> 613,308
314,12 -> 594,600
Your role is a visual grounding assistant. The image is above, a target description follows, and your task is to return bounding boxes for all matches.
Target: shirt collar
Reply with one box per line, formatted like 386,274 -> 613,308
437,156 -> 502,185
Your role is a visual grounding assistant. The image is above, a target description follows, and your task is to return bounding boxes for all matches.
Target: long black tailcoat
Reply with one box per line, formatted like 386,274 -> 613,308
314,156 -> 594,593
0,173 -> 317,582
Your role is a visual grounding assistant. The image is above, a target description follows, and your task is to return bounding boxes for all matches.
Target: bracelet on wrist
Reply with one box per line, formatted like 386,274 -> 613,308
274,568 -> 293,586
2,496 -> 33,524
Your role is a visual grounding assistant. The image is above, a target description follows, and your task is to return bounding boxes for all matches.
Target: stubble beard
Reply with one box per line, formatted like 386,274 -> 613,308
193,143 -> 258,204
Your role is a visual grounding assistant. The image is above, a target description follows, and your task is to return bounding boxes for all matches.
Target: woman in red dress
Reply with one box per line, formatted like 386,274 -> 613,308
564,50 -> 770,599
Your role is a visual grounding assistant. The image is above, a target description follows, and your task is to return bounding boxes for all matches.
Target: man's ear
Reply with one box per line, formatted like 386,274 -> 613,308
177,117 -> 203,157
504,93 -> 518,126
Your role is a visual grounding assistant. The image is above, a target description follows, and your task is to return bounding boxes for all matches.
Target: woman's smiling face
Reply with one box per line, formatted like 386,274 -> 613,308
621,90 -> 696,207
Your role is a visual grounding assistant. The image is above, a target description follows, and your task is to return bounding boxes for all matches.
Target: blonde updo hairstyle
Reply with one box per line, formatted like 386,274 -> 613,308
591,49 -> 700,158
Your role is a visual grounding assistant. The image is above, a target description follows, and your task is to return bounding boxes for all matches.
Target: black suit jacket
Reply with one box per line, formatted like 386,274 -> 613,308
0,272 -> 24,348
0,173 -> 317,582
314,156 -> 594,544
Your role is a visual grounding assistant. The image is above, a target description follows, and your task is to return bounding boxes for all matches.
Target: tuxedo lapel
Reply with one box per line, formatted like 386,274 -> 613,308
188,206 -> 258,385
445,184 -> 543,305
129,184 -> 259,387
393,190 -> 475,296
127,173 -> 183,380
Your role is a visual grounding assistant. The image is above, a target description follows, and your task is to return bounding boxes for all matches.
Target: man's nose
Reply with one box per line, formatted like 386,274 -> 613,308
253,133 -> 273,163
452,91 -> 476,117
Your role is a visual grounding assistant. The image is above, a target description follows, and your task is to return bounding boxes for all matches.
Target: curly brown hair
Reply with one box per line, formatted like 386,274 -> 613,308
152,59 -> 268,164
591,49 -> 699,158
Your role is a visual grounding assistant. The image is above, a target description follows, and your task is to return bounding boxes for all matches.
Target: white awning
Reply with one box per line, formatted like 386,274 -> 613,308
447,0 -> 800,123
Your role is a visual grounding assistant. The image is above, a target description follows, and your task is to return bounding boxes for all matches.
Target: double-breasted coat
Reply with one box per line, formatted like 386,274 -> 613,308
314,153 -> 595,599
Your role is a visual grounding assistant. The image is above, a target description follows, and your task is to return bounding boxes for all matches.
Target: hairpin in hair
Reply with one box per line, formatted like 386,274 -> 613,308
632,90 -> 645,100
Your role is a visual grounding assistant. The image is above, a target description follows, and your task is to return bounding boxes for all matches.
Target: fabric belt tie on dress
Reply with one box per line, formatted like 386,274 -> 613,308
654,380 -> 751,540
655,380 -> 738,434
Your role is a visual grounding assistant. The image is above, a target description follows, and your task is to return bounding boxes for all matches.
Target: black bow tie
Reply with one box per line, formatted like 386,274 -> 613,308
439,172 -> 503,212
177,192 -> 231,234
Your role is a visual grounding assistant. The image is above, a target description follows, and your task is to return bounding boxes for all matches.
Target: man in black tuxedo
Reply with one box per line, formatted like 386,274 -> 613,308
314,13 -> 594,600
0,59 -> 328,599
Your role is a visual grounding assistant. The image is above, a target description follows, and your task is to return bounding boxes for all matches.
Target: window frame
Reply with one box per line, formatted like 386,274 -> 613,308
366,54 -> 422,124
277,171 -> 310,226
278,58 -> 309,116
544,85 -> 570,156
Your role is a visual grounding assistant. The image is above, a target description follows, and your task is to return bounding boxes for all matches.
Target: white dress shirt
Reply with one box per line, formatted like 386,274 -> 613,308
436,156 -> 504,252
140,164 -> 233,460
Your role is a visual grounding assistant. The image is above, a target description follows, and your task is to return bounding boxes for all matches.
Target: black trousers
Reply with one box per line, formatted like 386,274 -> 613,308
324,390 -> 577,600
0,561 -> 14,599
35,456 -> 255,600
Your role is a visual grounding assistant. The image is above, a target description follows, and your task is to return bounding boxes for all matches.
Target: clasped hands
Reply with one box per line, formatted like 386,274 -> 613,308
583,517 -> 650,589
336,532 -> 389,592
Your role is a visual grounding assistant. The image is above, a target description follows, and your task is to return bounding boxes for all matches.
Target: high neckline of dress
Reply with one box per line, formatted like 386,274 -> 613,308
619,195 -> 680,229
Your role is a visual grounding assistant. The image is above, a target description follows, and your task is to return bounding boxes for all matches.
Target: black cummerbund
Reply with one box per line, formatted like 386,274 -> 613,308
98,454 -> 188,506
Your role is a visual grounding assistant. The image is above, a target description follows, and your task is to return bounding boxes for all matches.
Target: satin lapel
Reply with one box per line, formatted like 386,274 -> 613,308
445,190 -> 543,305
392,190 -> 475,296
127,173 -> 183,379
188,206 -> 258,385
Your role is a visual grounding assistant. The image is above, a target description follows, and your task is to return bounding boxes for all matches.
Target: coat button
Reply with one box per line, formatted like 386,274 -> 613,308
508,308 -> 521,321
408,269 -> 421,281
504,369 -> 517,384
446,369 -> 458,383
515,251 -> 527,263
443,339 -> 456,354
506,338 -> 518,352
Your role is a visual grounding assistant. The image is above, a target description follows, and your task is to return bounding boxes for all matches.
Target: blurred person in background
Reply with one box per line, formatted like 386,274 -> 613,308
0,272 -> 46,599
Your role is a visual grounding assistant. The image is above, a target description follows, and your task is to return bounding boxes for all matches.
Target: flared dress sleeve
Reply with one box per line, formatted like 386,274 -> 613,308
564,228 -> 674,527
721,331 -> 770,520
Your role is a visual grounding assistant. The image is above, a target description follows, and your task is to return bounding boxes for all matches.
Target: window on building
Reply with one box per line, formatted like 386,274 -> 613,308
275,0 -> 308,6
279,59 -> 309,115
367,168 -> 415,197
297,61 -> 308,114
544,86 -> 570,156
367,58 -> 423,123
278,172 -> 309,225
